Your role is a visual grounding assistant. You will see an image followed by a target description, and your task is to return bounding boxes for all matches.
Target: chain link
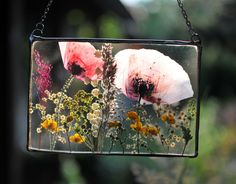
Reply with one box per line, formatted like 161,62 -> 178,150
31,0 -> 54,36
31,0 -> 201,43
176,0 -> 201,43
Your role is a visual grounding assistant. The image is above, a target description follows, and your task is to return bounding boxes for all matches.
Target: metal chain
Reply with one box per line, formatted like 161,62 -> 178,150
31,0 -> 54,36
31,0 -> 201,43
176,0 -> 201,43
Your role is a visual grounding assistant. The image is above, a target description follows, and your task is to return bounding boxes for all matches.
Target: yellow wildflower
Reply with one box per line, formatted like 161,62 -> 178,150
130,120 -> 143,132
147,126 -> 160,136
69,133 -> 85,144
168,114 -> 175,124
140,125 -> 160,136
160,114 -> 168,122
141,126 -> 148,136
108,121 -> 121,128
127,111 -> 139,120
41,119 -> 58,132
160,113 -> 175,124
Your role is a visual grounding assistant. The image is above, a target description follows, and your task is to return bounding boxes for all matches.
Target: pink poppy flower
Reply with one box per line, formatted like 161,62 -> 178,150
59,42 -> 104,81
114,49 -> 193,104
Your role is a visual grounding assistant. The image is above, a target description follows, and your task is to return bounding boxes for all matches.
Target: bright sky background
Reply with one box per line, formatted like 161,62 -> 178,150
120,0 -> 148,6
120,0 -> 138,5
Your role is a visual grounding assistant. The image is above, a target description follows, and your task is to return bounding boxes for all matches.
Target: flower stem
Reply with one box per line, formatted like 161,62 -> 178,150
182,143 -> 187,155
137,132 -> 140,154
38,133 -> 41,149
66,132 -> 71,152
109,139 -> 114,153
49,132 -> 52,150
119,139 -> 125,154
138,95 -> 142,104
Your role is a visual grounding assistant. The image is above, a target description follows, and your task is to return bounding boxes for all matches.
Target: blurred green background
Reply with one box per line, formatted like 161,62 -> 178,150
6,0 -> 236,183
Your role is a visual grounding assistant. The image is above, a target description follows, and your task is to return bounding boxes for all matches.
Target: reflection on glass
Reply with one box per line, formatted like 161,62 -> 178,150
28,39 -> 199,156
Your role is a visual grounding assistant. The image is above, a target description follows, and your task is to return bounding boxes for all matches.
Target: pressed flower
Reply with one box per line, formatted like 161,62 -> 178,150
160,113 -> 176,124
35,104 -> 41,109
60,115 -> 66,122
160,114 -> 168,122
91,124 -> 99,131
176,136 -> 182,142
53,99 -> 59,104
130,121 -> 143,132
48,95 -> 53,100
59,42 -> 104,81
56,126 -> 66,133
42,97 -> 47,102
36,127 -> 42,133
91,88 -> 100,97
147,126 -> 160,136
127,111 -> 139,120
59,103 -> 64,109
141,126 -> 148,135
168,114 -> 175,124
29,108 -> 34,114
33,50 -> 52,99
87,112 -> 95,121
90,118 -> 101,125
44,90 -> 50,95
52,93 -> 57,99
115,49 -> 193,104
52,114 -> 57,119
165,139 -> 170,145
57,92 -> 62,97
91,103 -> 100,110
66,115 -> 74,122
94,109 -> 102,117
41,119 -> 58,132
41,111 -> 46,115
69,133 -> 85,144
58,135 -> 66,144
108,121 -> 121,128
92,130 -> 98,138
54,108 -> 59,113
140,125 -> 160,136
170,142 -> 176,148
46,114 -> 52,119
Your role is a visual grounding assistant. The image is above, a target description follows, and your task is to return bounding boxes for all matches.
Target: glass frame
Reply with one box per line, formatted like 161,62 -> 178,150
28,35 -> 201,158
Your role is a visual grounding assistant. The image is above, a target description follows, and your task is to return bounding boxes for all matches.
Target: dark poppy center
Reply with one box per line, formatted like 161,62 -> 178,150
132,77 -> 154,99
69,63 -> 85,75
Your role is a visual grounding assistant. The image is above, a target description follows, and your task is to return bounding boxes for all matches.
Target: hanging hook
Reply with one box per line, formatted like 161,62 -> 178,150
191,33 -> 201,44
